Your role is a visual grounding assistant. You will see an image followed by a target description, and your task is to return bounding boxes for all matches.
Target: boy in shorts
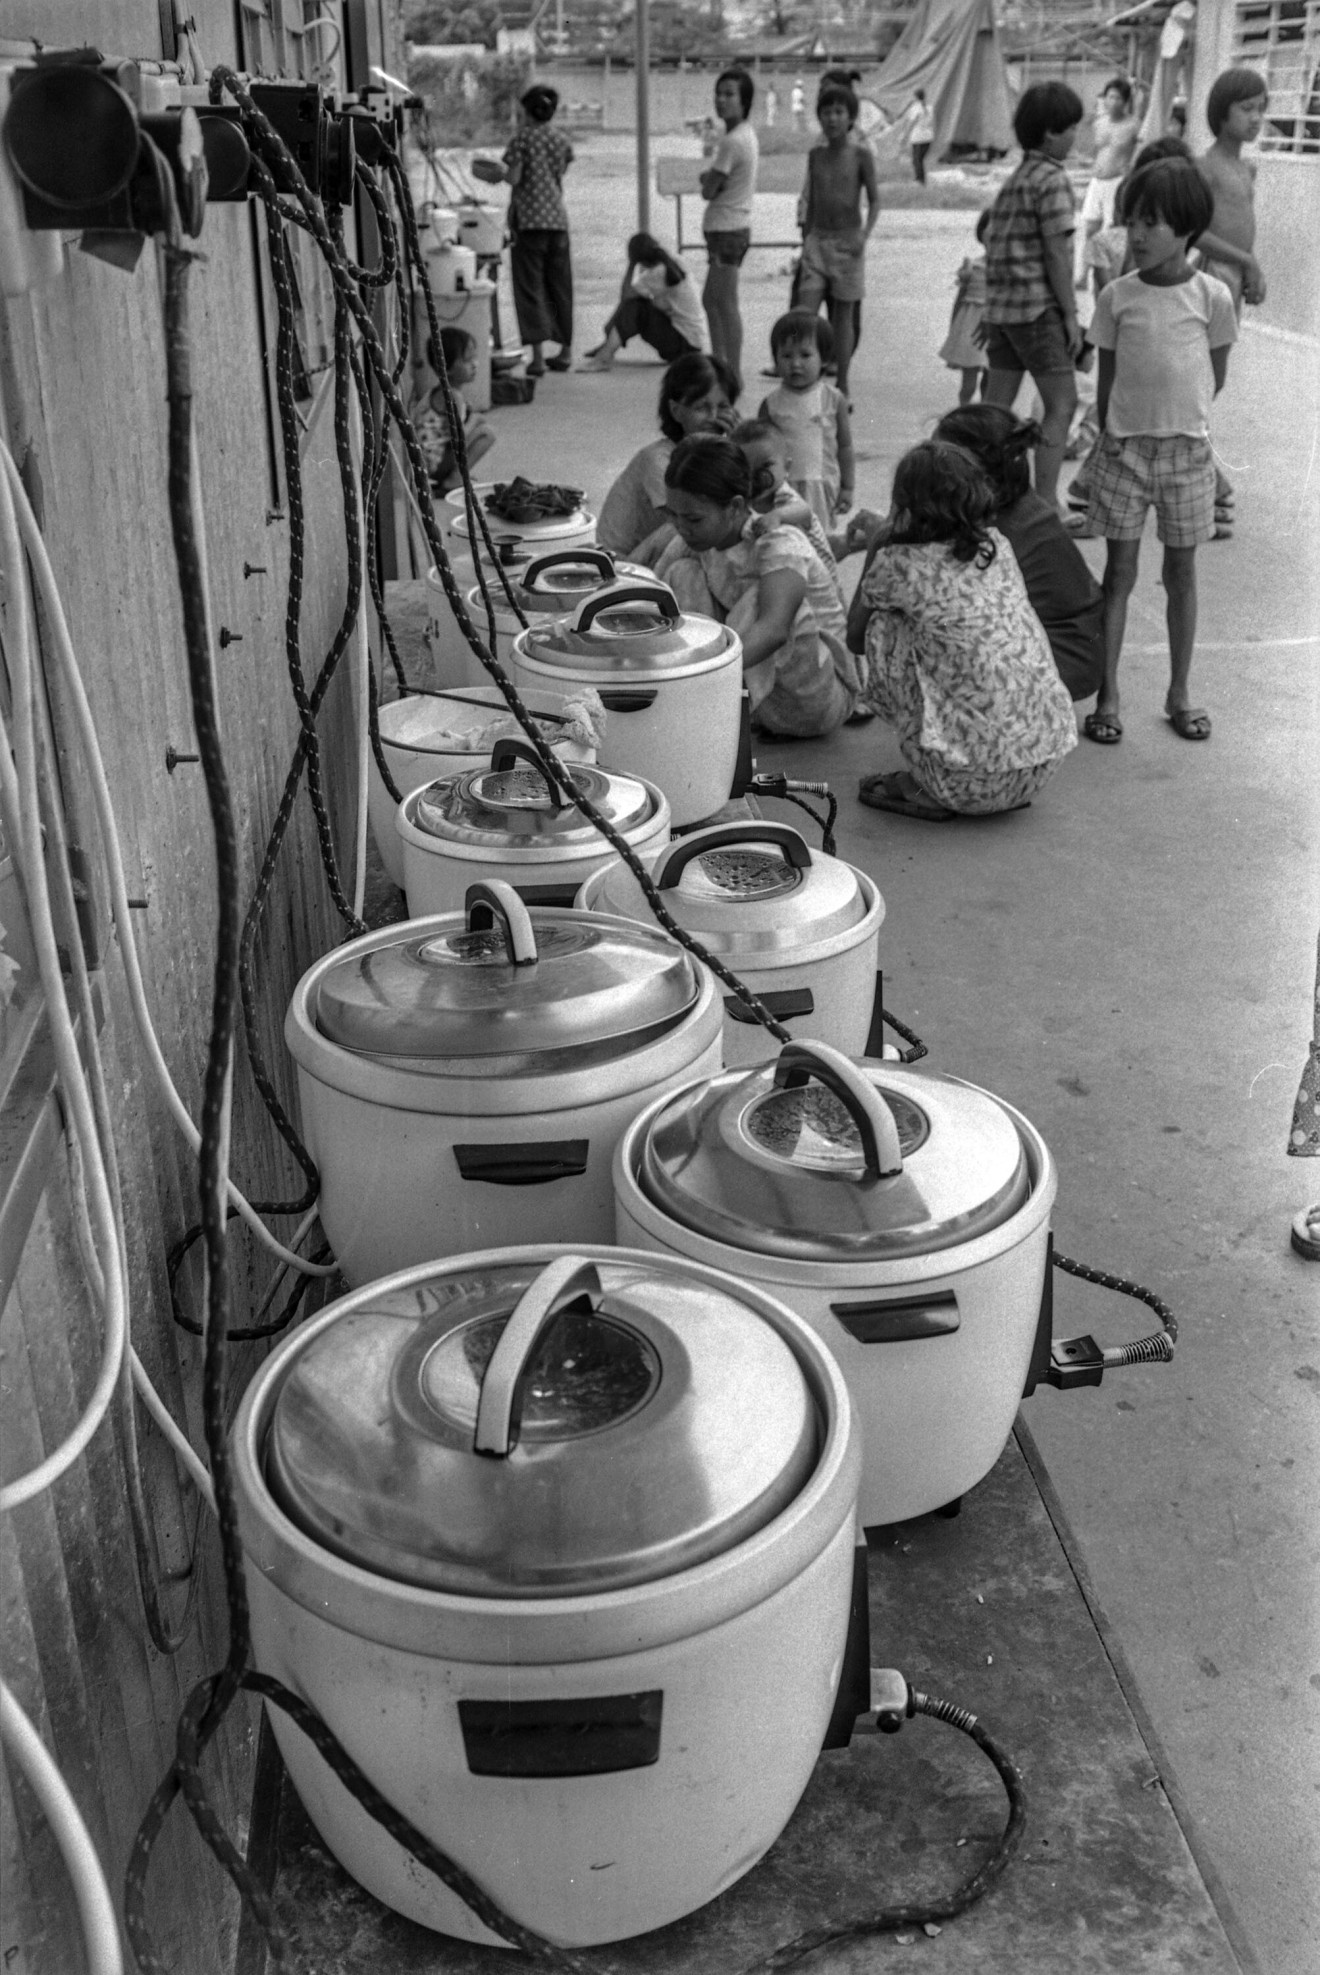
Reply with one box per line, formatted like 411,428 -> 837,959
1083,159 -> 1236,746
981,81 -> 1086,510
796,83 -> 878,401
701,68 -> 758,391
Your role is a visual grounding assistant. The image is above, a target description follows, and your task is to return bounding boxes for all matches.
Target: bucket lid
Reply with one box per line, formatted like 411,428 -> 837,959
312,882 -> 698,1065
264,1251 -> 818,1596
637,1042 -> 1032,1261
411,739 -> 656,848
594,823 -> 866,955
519,578 -> 732,674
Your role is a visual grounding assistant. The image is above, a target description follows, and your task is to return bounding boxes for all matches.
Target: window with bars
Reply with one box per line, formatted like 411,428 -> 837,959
1232,1 -> 1320,154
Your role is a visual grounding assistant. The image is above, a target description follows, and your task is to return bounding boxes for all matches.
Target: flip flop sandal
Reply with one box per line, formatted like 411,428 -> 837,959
858,774 -> 959,820
1166,706 -> 1211,740
527,359 -> 546,377
545,354 -> 573,372
1083,711 -> 1123,744
1292,1205 -> 1320,1261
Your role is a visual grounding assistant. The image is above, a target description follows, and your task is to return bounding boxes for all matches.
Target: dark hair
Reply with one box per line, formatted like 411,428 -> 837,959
628,230 -> 682,284
1102,76 -> 1134,108
716,68 -> 754,116
770,309 -> 835,363
427,327 -> 475,372
1013,81 -> 1085,151
730,418 -> 785,499
1206,66 -> 1268,135
889,441 -> 997,566
975,207 -> 992,244
1118,157 -> 1214,244
521,85 -> 559,123
818,83 -> 859,123
1131,135 -> 1192,173
665,434 -> 752,507
933,405 -> 1040,511
657,352 -> 739,442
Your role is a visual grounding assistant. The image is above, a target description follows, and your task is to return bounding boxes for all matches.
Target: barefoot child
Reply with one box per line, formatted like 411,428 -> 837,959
795,82 -> 878,400
1196,67 -> 1268,525
1082,158 -> 1236,746
759,310 -> 854,533
939,211 -> 990,405
415,329 -> 495,493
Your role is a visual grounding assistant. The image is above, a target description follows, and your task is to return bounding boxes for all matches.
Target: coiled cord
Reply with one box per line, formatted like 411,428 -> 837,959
1052,1250 -> 1177,1361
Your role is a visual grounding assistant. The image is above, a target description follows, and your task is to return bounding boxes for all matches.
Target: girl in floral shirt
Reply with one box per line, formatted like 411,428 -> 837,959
847,440 -> 1077,819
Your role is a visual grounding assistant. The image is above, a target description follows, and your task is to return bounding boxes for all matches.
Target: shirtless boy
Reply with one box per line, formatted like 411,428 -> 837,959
1197,67 -> 1268,310
796,83 -> 879,399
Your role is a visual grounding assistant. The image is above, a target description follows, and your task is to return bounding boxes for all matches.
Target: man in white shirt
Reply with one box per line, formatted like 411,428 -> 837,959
701,68 -> 759,392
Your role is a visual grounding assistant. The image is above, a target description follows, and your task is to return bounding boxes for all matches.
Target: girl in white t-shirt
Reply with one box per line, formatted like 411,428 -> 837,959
582,234 -> 706,371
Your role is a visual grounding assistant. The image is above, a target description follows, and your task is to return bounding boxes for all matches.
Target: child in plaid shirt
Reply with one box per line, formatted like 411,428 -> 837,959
982,82 -> 1086,510
1083,158 -> 1236,746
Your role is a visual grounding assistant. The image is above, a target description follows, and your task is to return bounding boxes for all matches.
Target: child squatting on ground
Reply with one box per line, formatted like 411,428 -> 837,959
414,329 -> 495,494
795,82 -> 878,402
846,440 -> 1077,821
1082,157 -> 1237,746
654,434 -> 859,738
759,311 -> 854,534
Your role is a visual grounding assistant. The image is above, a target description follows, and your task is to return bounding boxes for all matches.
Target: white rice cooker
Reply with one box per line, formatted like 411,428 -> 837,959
428,495 -> 599,687
284,884 -> 721,1284
577,821 -> 884,1067
457,547 -> 651,685
443,481 -> 596,560
231,1244 -> 860,1946
425,240 -> 477,297
457,198 -> 504,258
512,578 -> 743,829
368,685 -> 603,888
397,738 -> 671,917
614,1040 -> 1057,1527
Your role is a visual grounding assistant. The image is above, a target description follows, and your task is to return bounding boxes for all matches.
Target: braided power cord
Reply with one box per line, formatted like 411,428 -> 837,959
1052,1250 -> 1177,1360
744,1689 -> 1027,1972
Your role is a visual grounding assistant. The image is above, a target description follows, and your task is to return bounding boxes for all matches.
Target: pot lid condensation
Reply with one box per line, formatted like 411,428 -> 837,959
413,738 -> 656,848
313,882 -> 699,1063
264,1252 -> 819,1596
638,1043 -> 1032,1261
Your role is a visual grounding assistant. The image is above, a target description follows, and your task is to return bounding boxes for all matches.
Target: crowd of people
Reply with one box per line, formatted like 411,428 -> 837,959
437,61 -> 1269,822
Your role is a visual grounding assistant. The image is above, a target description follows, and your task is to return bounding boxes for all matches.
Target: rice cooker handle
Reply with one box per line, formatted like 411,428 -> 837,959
488,736 -> 566,807
521,548 -> 617,591
655,822 -> 812,890
473,1255 -> 603,1457
570,580 -> 681,633
464,881 -> 539,965
773,1041 -> 904,1179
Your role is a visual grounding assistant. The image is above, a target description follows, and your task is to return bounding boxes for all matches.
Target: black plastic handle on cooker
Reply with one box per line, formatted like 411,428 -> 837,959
488,736 -> 566,807
453,1141 -> 589,1185
772,1041 -> 904,1179
597,688 -> 659,712
474,1255 -> 603,1457
464,881 -> 539,965
520,547 -> 617,591
571,580 -> 681,634
655,821 -> 812,891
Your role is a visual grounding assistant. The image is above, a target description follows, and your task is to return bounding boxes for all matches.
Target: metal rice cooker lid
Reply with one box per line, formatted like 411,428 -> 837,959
313,881 -> 698,1065
598,823 -> 865,953
413,737 -> 656,849
511,548 -> 648,615
638,1041 -> 1032,1261
263,1251 -> 818,1595
521,577 -> 731,673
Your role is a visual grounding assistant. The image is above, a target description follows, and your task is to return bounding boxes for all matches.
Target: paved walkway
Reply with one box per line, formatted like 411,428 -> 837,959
412,146 -> 1320,1974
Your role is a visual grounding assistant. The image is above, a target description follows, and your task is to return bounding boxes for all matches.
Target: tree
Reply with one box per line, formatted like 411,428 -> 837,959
406,0 -> 507,48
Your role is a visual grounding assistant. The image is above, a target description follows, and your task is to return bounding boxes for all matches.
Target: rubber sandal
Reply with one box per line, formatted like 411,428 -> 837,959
1083,711 -> 1123,744
844,707 -> 876,726
858,773 -> 959,820
1291,1205 -> 1320,1261
545,354 -> 573,372
527,359 -> 546,377
1212,523 -> 1233,540
1166,706 -> 1211,740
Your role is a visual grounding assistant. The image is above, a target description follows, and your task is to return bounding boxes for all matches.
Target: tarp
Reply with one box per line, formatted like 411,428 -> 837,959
869,0 -> 1015,157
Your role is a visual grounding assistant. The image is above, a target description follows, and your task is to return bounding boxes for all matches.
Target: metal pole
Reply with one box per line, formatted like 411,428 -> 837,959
635,0 -> 651,234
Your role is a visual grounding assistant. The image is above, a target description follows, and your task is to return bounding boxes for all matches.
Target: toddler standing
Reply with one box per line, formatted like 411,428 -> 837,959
1082,158 -> 1236,746
758,310 -> 854,533
938,210 -> 991,404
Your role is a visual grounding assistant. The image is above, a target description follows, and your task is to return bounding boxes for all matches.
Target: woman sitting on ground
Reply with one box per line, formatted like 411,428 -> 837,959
656,434 -> 859,738
596,351 -> 738,558
582,233 -> 706,371
847,440 -> 1077,819
933,405 -> 1103,703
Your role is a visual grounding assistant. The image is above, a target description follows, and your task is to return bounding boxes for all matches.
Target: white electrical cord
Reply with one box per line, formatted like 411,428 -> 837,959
0,1681 -> 124,1975
129,1351 -> 216,1515
0,444 -> 334,1278
348,393 -> 371,921
0,469 -> 126,1513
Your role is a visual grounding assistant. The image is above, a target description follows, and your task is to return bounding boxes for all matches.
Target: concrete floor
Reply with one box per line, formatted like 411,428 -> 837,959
422,139 -> 1319,1975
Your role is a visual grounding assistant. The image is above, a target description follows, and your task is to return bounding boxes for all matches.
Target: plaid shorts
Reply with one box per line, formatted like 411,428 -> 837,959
1086,433 -> 1216,548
